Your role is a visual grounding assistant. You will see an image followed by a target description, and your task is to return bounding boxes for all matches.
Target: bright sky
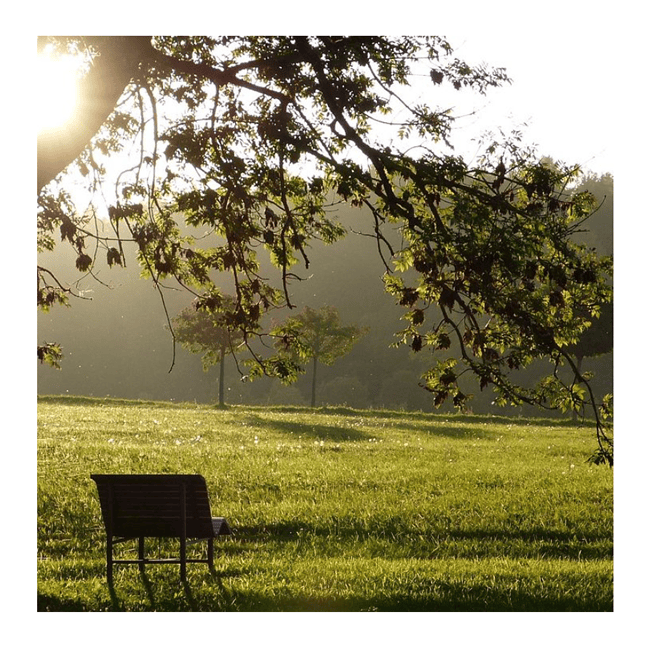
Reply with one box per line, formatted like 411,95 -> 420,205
415,5 -> 624,177
32,19 -> 627,214
430,11 -> 620,173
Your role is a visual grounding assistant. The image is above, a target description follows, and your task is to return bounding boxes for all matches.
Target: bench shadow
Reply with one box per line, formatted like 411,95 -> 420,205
181,578 -> 198,609
107,581 -> 124,611
139,566 -> 157,608
106,566 -> 157,609
104,565 -> 241,611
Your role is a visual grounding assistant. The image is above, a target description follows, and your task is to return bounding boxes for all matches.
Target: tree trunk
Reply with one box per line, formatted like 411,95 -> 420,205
37,36 -> 279,193
218,345 -> 226,407
37,36 -> 152,192
311,356 -> 318,408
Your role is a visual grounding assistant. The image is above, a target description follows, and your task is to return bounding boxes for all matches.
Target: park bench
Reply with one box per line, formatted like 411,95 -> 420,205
91,474 -> 232,581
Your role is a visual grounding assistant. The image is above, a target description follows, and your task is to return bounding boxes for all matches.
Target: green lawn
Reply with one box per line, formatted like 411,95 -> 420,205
37,395 -> 613,612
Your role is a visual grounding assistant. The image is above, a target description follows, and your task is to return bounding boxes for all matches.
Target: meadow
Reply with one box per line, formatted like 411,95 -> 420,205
37,395 -> 613,612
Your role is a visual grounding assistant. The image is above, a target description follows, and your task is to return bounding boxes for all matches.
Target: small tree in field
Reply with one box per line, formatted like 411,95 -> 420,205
273,306 -> 367,407
172,297 -> 244,406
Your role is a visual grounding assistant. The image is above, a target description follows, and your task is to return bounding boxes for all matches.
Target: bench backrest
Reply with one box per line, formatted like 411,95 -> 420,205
91,474 -> 215,539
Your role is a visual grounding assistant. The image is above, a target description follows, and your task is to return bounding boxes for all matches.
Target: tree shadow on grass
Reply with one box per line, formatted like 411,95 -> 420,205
37,592 -> 90,612
233,520 -> 612,562
37,546 -> 610,612
243,413 -> 507,441
243,414 -> 374,442
246,404 -> 582,430
380,420 -> 501,439
240,410 -> 559,441
218,587 -> 611,612
38,579 -> 610,612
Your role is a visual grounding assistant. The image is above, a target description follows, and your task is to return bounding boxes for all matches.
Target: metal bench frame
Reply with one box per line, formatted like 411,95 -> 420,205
91,474 -> 232,581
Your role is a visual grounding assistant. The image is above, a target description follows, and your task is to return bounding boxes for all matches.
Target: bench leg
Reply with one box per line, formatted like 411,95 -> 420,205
138,536 -> 145,573
180,535 -> 187,581
180,483 -> 187,580
208,538 -> 215,571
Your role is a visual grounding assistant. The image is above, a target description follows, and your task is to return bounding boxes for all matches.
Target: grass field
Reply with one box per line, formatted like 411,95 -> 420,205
36,395 -> 613,612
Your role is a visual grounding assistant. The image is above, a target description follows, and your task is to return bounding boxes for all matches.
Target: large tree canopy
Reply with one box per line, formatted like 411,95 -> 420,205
37,36 -> 613,464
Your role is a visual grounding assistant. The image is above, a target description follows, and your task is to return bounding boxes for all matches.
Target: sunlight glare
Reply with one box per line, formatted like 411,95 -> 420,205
37,52 -> 83,133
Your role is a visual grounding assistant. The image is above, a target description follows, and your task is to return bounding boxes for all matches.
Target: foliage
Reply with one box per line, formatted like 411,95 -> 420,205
37,396 -> 613,612
37,36 -> 613,464
37,342 -> 63,369
270,305 -> 367,406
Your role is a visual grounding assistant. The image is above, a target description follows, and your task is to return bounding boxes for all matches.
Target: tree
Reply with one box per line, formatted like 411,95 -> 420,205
569,173 -> 613,256
562,172 -> 613,424
37,36 -> 613,464
172,297 -> 244,406
272,305 -> 366,407
567,301 -> 613,369
566,301 -> 613,422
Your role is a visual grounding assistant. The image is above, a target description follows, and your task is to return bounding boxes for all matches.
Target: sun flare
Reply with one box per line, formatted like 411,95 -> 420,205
37,52 -> 84,133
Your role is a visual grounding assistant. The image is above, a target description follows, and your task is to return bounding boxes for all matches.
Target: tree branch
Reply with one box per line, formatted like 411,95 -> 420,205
37,36 -> 293,194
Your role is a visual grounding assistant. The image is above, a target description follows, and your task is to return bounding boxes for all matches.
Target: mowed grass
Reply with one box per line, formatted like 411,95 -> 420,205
37,395 -> 613,612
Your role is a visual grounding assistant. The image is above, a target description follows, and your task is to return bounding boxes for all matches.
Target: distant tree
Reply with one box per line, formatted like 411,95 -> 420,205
37,36 -> 613,464
570,173 -> 613,256
565,301 -> 613,421
273,306 -> 367,407
172,297 -> 244,406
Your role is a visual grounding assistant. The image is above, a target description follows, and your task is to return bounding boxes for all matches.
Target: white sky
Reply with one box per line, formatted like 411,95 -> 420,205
429,5 -> 622,177
381,1 -> 640,180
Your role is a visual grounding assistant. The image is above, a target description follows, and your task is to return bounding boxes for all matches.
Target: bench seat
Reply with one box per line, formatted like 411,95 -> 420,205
91,474 -> 232,581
